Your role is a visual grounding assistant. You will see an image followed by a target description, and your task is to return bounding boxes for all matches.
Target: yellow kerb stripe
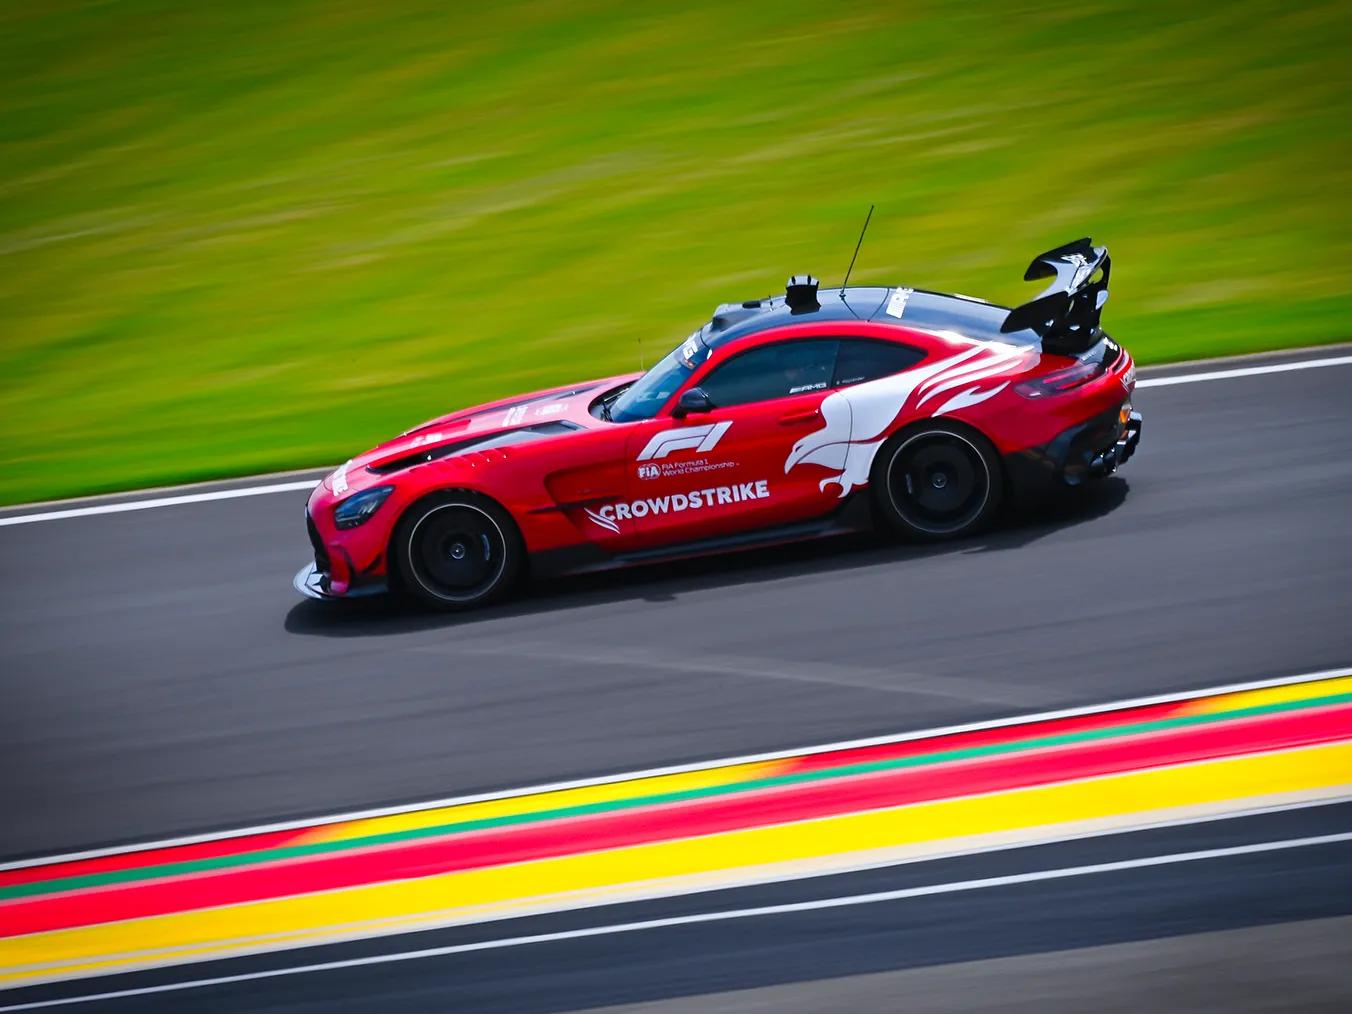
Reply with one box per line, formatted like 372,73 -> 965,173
1180,675 -> 1352,716
6,741 -> 1350,984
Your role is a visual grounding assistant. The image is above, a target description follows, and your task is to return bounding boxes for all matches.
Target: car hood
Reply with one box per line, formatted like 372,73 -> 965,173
321,372 -> 641,494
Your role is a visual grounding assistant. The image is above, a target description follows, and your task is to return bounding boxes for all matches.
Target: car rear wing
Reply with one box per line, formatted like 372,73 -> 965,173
1001,238 -> 1110,353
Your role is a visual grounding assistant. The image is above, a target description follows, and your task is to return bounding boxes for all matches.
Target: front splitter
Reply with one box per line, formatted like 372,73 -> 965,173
292,562 -> 386,601
292,562 -> 331,600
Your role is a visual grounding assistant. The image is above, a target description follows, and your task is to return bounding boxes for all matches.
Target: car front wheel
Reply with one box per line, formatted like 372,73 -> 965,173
393,492 -> 523,610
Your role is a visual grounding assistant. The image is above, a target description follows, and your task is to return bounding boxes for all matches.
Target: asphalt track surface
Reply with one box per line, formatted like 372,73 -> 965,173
3,347 -> 1352,1009
3,348 -> 1352,863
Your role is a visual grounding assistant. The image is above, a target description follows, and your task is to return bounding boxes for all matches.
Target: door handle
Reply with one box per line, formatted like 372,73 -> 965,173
779,409 -> 822,426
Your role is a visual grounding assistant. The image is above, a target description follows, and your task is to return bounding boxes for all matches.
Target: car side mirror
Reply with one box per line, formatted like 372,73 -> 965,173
672,387 -> 714,419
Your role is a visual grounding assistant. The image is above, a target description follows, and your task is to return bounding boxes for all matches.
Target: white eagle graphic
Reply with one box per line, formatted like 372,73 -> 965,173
785,335 -> 1037,497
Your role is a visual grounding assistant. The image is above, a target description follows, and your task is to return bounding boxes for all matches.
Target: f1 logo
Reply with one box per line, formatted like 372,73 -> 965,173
637,421 -> 732,461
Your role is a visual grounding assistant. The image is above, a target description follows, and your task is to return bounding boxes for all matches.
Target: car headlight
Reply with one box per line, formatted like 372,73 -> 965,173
333,486 -> 395,529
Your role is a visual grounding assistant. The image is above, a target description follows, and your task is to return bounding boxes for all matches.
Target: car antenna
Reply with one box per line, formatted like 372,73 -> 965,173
840,204 -> 875,297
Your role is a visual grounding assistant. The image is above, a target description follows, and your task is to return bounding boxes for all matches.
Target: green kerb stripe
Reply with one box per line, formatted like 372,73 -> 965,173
5,690 -> 1349,902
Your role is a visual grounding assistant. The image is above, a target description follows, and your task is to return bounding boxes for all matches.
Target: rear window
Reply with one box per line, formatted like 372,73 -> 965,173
833,339 -> 925,387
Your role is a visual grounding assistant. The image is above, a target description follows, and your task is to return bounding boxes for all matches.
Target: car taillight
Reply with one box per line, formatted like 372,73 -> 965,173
1015,359 -> 1107,398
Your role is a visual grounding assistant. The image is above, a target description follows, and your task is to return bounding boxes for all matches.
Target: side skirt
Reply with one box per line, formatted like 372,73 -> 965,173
530,494 -> 875,580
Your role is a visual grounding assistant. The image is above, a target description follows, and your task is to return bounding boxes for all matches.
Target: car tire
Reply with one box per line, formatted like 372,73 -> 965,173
871,423 -> 1003,541
392,492 -> 524,610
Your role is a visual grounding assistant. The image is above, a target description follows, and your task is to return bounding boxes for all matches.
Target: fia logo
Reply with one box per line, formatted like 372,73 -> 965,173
637,463 -> 661,480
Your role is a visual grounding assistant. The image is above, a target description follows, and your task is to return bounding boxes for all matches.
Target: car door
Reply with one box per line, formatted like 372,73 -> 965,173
541,423 -> 650,552
623,337 -> 843,547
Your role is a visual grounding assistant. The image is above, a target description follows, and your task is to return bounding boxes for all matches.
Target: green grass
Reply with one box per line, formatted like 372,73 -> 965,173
2,0 -> 1349,505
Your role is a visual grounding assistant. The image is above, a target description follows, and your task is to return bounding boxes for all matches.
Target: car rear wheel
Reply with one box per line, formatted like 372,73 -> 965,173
393,493 -> 523,610
872,424 -> 1003,541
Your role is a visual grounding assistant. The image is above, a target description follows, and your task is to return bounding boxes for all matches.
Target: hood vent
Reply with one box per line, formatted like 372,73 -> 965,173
367,421 -> 581,476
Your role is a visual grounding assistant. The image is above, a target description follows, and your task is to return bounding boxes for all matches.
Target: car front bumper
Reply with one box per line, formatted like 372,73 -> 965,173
297,504 -> 391,601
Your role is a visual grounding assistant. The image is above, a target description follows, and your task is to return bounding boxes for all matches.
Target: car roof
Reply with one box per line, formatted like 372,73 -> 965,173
698,285 -> 1043,350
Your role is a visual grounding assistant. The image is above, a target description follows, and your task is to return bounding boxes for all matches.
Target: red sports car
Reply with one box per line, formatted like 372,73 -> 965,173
297,239 -> 1140,610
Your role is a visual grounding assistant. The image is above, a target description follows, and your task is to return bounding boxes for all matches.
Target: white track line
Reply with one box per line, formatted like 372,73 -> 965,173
4,830 -> 1349,1010
4,665 -> 1346,873
1,352 -> 1349,528
1134,353 -> 1352,388
0,481 -> 318,528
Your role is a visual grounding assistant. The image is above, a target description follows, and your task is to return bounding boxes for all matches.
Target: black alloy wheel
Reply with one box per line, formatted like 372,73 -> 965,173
874,425 -> 1002,540
395,494 -> 522,609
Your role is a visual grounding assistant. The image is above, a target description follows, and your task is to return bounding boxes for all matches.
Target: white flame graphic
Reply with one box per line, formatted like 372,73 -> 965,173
785,338 -> 1036,497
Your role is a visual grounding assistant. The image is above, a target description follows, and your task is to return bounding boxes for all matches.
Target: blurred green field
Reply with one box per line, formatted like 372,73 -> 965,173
2,0 -> 1349,505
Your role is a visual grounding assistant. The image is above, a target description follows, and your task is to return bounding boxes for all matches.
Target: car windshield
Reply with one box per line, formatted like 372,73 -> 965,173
609,331 -> 712,422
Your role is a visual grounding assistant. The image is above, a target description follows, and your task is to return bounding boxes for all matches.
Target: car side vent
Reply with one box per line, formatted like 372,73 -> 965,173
367,422 -> 582,476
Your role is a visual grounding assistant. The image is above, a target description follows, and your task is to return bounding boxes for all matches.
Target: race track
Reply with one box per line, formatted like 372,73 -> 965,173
3,348 -> 1352,862
2,348 -> 1352,1010
8,805 -> 1352,1012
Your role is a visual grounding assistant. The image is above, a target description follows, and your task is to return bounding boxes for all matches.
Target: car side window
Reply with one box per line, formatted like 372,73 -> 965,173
699,339 -> 839,409
832,339 -> 926,387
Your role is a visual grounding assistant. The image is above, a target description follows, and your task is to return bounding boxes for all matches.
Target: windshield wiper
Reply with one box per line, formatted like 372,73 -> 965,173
600,384 -> 632,422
